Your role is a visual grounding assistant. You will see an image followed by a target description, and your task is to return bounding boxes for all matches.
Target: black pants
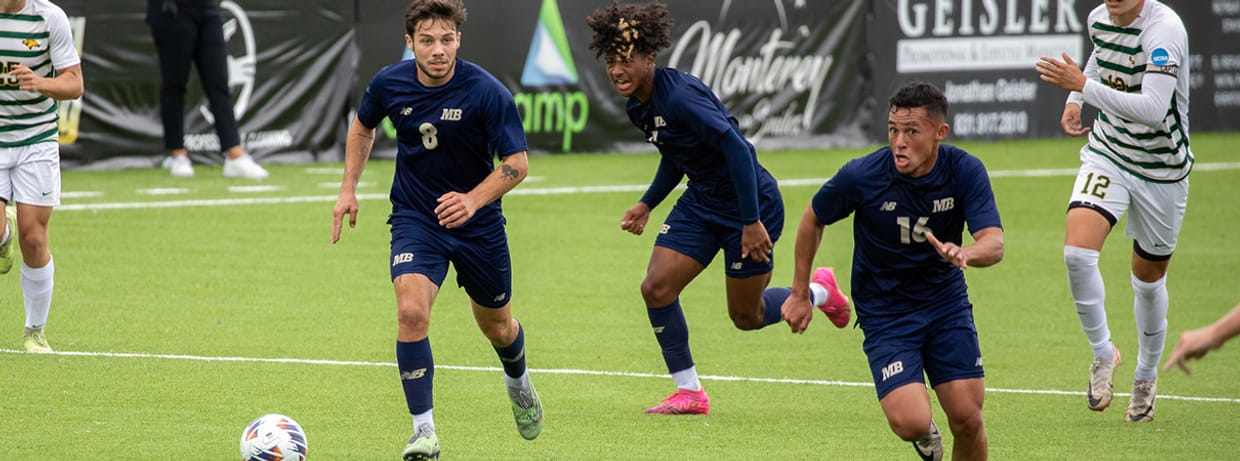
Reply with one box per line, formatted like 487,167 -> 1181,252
147,0 -> 240,151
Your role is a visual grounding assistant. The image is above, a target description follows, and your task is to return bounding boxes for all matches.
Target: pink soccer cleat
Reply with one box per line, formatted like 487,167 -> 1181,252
813,267 -> 852,328
644,388 -> 710,415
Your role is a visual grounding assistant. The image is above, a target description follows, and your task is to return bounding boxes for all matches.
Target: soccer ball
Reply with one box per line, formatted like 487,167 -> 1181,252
240,413 -> 308,461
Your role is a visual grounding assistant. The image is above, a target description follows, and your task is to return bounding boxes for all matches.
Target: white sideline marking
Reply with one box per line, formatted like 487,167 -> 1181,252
61,191 -> 103,198
135,188 -> 191,195
227,185 -> 286,193
55,162 -> 1240,212
2,348 -> 1237,404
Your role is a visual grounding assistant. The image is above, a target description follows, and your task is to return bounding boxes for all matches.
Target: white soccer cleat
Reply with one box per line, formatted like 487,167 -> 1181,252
1088,344 -> 1121,411
1125,378 -> 1156,422
223,155 -> 269,179
168,155 -> 195,177
912,420 -> 943,461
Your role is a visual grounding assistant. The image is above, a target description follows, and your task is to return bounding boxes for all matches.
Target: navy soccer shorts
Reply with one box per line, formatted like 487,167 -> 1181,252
653,191 -> 784,278
389,215 -> 513,308
860,305 -> 984,399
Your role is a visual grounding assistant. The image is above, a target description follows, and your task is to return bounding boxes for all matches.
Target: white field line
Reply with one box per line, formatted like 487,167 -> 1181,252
2,348 -> 1237,404
58,162 -> 1240,212
56,162 -> 1240,212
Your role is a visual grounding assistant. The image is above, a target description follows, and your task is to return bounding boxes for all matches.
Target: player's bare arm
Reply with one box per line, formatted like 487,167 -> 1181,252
14,63 -> 82,99
782,205 -> 826,334
1036,53 -> 1086,93
436,151 -> 528,229
925,227 -> 1004,269
332,118 -> 376,243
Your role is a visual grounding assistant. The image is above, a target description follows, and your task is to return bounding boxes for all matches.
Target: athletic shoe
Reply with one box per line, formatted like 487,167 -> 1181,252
0,206 -> 15,275
168,155 -> 194,177
223,155 -> 269,179
508,383 -> 543,440
644,387 -> 710,415
1124,378 -> 1157,422
812,267 -> 852,328
1087,344 -> 1121,411
23,326 -> 52,353
912,420 -> 943,461
402,423 -> 440,460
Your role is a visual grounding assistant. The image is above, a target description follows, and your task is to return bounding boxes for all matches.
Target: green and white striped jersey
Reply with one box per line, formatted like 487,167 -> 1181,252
0,0 -> 78,148
1071,0 -> 1192,183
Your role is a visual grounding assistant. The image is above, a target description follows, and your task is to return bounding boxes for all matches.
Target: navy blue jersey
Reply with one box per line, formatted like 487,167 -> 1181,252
811,144 -> 1002,317
357,58 -> 527,236
625,67 -> 780,217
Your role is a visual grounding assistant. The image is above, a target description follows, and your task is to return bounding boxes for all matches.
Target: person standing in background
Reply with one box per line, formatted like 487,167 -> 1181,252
146,0 -> 267,179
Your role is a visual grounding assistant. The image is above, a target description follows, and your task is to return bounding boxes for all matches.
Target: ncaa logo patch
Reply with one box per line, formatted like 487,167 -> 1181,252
1150,48 -> 1170,67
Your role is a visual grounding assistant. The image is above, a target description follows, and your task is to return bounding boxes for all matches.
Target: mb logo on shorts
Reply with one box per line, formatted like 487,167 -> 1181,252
393,253 -> 414,266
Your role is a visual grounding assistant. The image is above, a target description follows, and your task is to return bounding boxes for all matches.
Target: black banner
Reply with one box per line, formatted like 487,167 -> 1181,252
57,0 -> 356,168
356,0 -> 871,154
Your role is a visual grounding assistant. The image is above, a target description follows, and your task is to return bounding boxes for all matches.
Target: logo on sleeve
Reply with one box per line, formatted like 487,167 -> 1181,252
1147,48 -> 1179,77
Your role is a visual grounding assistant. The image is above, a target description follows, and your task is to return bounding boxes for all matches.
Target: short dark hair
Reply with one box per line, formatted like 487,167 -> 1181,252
585,1 -> 673,61
405,0 -> 467,37
889,81 -> 948,120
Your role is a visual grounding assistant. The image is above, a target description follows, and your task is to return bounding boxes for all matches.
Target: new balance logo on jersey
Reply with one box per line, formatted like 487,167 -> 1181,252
393,253 -> 414,266
401,107 -> 412,116
880,361 -> 904,381
730,262 -> 743,270
401,368 -> 428,380
932,197 -> 954,213
654,116 -> 667,128
653,326 -> 665,334
659,224 -> 671,234
494,293 -> 507,303
880,201 -> 897,211
441,108 -> 462,121
975,357 -> 983,367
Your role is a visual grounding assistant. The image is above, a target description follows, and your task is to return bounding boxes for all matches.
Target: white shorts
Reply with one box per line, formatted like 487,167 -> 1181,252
1068,149 -> 1188,258
0,142 -> 61,207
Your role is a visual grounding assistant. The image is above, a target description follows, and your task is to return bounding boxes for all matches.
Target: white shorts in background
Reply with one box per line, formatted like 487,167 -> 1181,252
1067,149 -> 1189,257
0,142 -> 61,207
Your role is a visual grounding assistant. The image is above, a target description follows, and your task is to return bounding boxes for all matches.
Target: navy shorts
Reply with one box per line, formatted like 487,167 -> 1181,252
389,215 -> 512,308
654,190 -> 784,278
860,305 -> 984,400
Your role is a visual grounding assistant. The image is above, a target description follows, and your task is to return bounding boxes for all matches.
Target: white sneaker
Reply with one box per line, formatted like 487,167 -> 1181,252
168,155 -> 194,177
223,155 -> 269,179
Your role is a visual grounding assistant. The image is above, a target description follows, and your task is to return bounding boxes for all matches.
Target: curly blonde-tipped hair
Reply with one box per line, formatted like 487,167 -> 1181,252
585,1 -> 672,62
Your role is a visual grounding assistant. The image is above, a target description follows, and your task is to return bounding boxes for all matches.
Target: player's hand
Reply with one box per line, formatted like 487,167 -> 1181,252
925,231 -> 968,269
1060,103 -> 1091,137
1161,327 -> 1220,375
781,293 -> 814,334
11,64 -> 41,93
741,221 -> 772,264
1036,52 -> 1086,93
331,193 -> 358,244
435,191 -> 479,229
620,202 -> 651,235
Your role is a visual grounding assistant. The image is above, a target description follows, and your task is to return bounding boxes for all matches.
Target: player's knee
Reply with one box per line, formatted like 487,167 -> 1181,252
946,410 -> 984,440
396,306 -> 430,334
729,311 -> 764,331
17,231 -> 47,255
1064,245 -> 1099,270
887,416 -> 931,442
640,278 -> 677,306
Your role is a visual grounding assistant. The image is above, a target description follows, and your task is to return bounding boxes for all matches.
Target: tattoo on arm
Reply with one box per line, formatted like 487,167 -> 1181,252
501,164 -> 519,180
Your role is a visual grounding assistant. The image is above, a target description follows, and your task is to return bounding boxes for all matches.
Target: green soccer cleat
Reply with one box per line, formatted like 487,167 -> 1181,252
23,327 -> 52,353
508,382 -> 543,440
0,205 -> 15,275
402,423 -> 439,460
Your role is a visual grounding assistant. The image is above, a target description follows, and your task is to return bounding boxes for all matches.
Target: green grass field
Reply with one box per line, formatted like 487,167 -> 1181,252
2,133 -> 1238,460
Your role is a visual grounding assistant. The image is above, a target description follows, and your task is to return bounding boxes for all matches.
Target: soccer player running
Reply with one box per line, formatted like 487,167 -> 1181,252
0,0 -> 83,353
782,82 -> 1003,461
585,1 -> 850,415
1036,0 -> 1191,422
330,1 -> 541,458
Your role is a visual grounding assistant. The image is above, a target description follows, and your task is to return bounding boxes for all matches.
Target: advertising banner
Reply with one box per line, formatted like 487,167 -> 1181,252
870,0 -> 1239,141
56,0 -> 356,168
356,0 -> 872,155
